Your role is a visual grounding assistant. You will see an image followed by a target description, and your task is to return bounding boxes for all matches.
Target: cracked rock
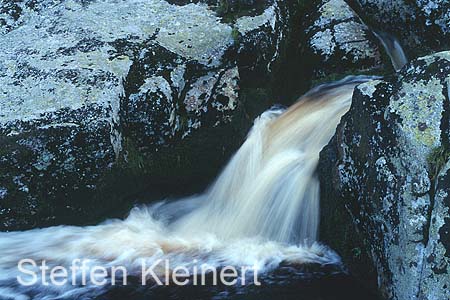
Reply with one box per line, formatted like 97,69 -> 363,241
319,51 -> 450,300
0,0 -> 298,230
303,0 -> 382,80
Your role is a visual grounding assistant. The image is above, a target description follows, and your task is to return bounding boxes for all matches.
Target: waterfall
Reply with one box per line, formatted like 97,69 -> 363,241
0,76 -> 376,299
173,78 -> 367,243
373,30 -> 408,71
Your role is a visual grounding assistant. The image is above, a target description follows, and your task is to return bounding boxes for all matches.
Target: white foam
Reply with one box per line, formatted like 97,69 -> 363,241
0,77 -> 371,299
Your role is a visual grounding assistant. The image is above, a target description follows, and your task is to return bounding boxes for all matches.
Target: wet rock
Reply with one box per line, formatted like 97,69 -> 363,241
319,51 -> 450,300
353,0 -> 450,58
0,0 -> 300,230
302,0 -> 383,80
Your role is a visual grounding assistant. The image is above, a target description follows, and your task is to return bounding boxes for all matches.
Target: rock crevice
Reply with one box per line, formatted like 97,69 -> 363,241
320,51 -> 450,300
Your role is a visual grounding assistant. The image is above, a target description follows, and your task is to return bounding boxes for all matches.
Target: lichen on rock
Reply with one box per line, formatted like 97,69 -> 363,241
302,0 -> 382,81
319,51 -> 450,300
0,0 -> 300,230
354,0 -> 450,58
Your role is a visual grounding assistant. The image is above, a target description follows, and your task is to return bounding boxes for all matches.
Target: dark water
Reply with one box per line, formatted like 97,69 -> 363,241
99,265 -> 379,300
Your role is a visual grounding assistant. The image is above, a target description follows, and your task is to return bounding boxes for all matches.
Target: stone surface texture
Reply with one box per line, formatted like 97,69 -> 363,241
319,51 -> 450,300
0,0 -> 298,230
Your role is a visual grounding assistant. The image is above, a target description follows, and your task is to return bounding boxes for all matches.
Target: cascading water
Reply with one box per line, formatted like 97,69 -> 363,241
172,79 -> 366,244
373,30 -> 408,71
0,76 -> 377,300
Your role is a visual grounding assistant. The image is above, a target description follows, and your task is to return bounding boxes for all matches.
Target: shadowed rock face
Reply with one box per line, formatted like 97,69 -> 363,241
351,0 -> 450,58
0,0 -> 300,230
319,51 -> 450,300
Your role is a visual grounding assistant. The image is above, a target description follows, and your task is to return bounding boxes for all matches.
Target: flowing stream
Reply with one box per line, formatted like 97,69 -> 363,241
0,76 -> 378,300
373,30 -> 408,71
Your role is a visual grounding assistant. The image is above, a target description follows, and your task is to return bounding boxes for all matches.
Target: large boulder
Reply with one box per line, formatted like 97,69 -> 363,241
352,0 -> 450,58
302,0 -> 383,81
0,0 -> 301,230
319,51 -> 450,299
